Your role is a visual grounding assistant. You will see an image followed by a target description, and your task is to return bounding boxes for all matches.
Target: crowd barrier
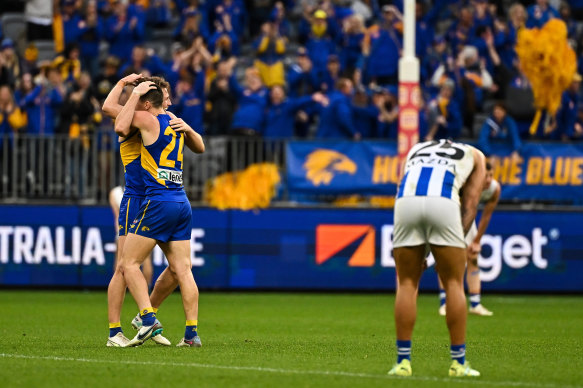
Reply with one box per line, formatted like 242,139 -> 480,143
1,205 -> 581,292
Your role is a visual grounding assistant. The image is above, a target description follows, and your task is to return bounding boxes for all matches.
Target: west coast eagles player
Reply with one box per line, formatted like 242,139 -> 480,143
115,80 -> 204,347
389,139 -> 484,377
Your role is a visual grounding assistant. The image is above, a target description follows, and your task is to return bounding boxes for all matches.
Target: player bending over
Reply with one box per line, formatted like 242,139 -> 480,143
389,139 -> 484,377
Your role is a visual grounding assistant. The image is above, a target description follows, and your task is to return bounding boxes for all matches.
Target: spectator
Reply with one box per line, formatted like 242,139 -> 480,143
526,0 -> 559,28
104,0 -> 145,62
315,78 -> 359,139
0,85 -> 28,148
14,73 -> 35,108
78,0 -> 103,77
207,60 -> 237,135
94,56 -> 121,102
0,39 -> 19,88
262,85 -> 324,138
422,36 -> 450,85
119,45 -> 168,77
559,2 -> 579,39
287,47 -> 318,98
318,54 -> 342,93
494,3 -> 526,71
172,68 -> 206,134
174,8 -> 209,47
59,71 -> 99,138
425,79 -> 463,140
473,0 -> 494,30
254,22 -> 286,87
306,10 -> 337,83
61,0 -> 84,47
270,2 -> 290,37
555,73 -> 581,140
351,86 -> 376,138
478,101 -> 521,157
209,7 -> 240,58
362,5 -> 402,86
218,0 -> 246,37
147,0 -> 172,28
375,86 -> 399,138
25,0 -> 54,41
52,43 -> 82,86
23,65 -> 65,135
229,67 -> 268,136
446,6 -> 475,55
416,2 -> 435,59
339,14 -> 365,79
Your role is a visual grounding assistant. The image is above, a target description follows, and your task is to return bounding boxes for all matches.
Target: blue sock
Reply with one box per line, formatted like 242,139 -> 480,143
109,323 -> 122,337
396,340 -> 411,363
185,320 -> 198,340
140,307 -> 156,326
469,293 -> 481,308
439,288 -> 446,307
451,344 -> 465,365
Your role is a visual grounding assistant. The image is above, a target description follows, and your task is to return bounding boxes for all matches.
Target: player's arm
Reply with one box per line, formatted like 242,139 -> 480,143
168,114 -> 205,154
114,81 -> 159,137
102,73 -> 142,119
460,148 -> 486,235
474,183 -> 500,244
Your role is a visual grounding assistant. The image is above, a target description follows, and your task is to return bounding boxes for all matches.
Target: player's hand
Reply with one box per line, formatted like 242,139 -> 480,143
132,81 -> 157,96
120,73 -> 142,86
169,118 -> 195,134
469,241 -> 481,255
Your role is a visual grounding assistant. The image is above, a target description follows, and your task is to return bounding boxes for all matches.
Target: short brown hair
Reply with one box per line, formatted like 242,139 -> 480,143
130,76 -> 166,108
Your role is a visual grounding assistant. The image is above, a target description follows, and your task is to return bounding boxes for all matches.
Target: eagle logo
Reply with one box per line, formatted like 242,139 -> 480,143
303,149 -> 357,186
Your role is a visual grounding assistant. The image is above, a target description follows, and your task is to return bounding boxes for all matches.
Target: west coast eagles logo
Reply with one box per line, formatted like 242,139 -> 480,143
303,149 -> 357,186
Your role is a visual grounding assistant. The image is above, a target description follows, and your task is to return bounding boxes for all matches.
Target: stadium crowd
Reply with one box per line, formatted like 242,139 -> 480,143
0,0 -> 583,159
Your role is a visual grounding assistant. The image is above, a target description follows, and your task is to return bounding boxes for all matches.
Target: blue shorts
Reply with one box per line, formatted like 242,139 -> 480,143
119,195 -> 145,237
128,200 -> 192,242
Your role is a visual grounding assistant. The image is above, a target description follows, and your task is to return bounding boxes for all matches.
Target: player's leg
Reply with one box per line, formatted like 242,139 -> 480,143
141,253 -> 154,289
437,275 -> 446,316
106,235 -> 128,347
122,233 -> 161,346
159,239 -> 201,347
130,266 -> 178,329
394,245 -> 426,338
466,250 -> 493,316
432,244 -> 480,377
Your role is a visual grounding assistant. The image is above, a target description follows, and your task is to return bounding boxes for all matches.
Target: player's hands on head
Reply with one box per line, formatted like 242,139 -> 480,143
169,118 -> 194,134
120,73 -> 142,86
132,81 -> 157,96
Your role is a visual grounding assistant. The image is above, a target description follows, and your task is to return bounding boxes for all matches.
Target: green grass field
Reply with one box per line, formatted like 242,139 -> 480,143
1,291 -> 582,388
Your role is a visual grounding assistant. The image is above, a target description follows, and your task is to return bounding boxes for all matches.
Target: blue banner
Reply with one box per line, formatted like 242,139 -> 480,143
286,141 -> 583,202
1,205 -> 582,291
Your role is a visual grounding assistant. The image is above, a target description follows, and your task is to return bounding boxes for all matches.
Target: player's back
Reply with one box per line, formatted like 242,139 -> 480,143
397,139 -> 475,205
140,113 -> 187,202
120,130 -> 145,198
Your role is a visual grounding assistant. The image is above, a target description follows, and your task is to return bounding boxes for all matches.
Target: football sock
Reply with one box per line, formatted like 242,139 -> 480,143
469,293 -> 481,308
153,307 -> 159,314
109,322 -> 122,337
439,288 -> 446,307
140,307 -> 156,326
451,344 -> 465,365
185,320 -> 198,340
396,340 -> 411,363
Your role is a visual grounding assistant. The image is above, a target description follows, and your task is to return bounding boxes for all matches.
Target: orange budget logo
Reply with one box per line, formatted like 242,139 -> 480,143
316,225 -> 375,267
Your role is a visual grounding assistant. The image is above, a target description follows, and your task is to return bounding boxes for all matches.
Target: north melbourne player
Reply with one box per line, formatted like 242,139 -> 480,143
389,139 -> 485,377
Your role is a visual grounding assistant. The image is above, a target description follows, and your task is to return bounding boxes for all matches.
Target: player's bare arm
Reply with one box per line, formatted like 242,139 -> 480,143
471,182 -> 500,253
169,117 -> 205,153
114,81 -> 159,140
460,148 -> 486,235
102,73 -> 143,119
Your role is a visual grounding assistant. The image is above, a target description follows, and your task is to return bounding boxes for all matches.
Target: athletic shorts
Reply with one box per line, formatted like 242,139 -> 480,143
392,196 -> 466,249
128,200 -> 192,242
119,195 -> 145,237
465,221 -> 478,246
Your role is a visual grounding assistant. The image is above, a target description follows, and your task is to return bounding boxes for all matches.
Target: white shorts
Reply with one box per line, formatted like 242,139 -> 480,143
393,196 -> 466,249
465,221 -> 478,246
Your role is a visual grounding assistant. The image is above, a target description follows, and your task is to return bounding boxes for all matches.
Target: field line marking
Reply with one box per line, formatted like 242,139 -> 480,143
0,353 -> 579,388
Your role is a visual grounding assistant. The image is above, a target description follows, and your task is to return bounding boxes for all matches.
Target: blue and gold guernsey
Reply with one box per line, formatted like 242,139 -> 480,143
118,130 -> 146,237
129,114 -> 192,242
140,114 -> 188,202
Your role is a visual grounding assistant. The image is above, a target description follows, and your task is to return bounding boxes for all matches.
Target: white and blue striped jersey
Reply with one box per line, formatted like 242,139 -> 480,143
397,140 -> 475,205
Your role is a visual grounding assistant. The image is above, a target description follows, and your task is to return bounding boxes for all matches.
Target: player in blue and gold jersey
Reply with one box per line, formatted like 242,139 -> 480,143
102,74 -> 176,347
115,80 -> 205,347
